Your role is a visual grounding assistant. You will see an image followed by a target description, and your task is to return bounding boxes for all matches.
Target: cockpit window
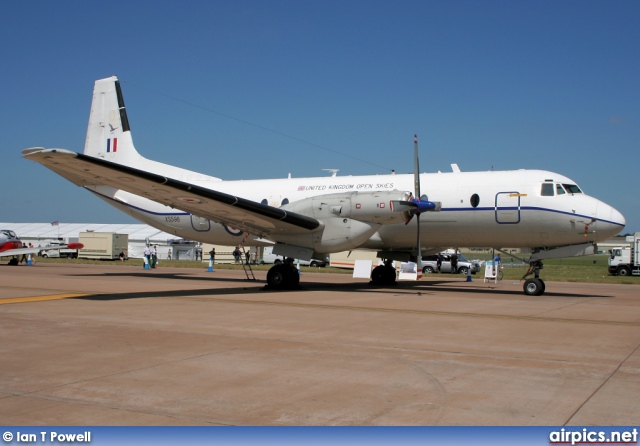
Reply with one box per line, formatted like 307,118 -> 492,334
541,183 -> 554,196
556,184 -> 566,195
563,183 -> 582,194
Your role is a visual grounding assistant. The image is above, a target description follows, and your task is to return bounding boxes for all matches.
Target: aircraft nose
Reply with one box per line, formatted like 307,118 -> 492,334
597,201 -> 626,238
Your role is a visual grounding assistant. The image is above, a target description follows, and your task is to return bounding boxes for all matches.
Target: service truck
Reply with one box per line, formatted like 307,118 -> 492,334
78,232 -> 128,260
608,232 -> 640,276
40,241 -> 80,259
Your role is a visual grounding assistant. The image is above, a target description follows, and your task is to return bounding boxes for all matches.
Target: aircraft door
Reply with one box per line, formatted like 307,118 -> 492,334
495,192 -> 521,224
190,215 -> 211,232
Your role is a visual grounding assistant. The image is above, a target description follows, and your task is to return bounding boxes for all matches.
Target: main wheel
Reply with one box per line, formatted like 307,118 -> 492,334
266,264 -> 299,290
523,278 -> 544,296
371,265 -> 396,286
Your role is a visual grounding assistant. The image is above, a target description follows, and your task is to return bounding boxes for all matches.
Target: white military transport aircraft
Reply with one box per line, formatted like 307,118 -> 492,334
23,76 -> 625,294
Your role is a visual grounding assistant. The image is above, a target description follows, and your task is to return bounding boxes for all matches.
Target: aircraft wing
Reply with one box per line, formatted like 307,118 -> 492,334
0,247 -> 42,258
22,148 -> 321,237
0,243 -> 83,259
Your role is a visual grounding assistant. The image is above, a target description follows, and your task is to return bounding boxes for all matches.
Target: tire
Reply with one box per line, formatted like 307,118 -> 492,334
458,267 -> 468,275
422,266 -> 435,274
523,278 -> 544,296
371,265 -> 396,286
309,261 -> 320,268
266,264 -> 299,290
617,266 -> 631,276
274,259 -> 282,265
41,253 -> 48,258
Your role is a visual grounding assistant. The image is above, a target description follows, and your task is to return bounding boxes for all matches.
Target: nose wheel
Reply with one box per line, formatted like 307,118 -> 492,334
523,277 -> 545,296
522,260 -> 545,296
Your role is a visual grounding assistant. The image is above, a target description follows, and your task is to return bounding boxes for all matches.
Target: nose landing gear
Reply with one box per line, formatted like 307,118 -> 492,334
522,260 -> 545,296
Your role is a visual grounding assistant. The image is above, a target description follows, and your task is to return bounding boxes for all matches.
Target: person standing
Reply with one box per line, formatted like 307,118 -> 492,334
151,245 -> 158,268
209,248 -> 216,272
436,253 -> 442,273
450,251 -> 459,274
233,246 -> 241,264
20,243 -> 28,264
143,245 -> 151,268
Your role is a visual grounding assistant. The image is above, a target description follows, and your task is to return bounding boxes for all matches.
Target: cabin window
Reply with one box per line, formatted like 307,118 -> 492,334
541,183 -> 554,196
261,199 -> 268,205
281,198 -> 289,206
556,184 -> 566,195
470,194 -> 480,208
563,184 -> 582,194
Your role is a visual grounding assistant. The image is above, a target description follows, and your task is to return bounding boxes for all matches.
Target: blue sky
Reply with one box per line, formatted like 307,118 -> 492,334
3,1 -> 638,233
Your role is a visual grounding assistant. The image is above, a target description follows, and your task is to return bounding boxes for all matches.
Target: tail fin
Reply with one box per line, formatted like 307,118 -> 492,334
84,76 -> 142,165
82,76 -> 222,181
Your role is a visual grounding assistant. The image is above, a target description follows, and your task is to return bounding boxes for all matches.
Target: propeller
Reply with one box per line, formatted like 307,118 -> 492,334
388,135 -> 441,280
413,135 -> 423,279
409,135 -> 443,279
398,137 -> 439,222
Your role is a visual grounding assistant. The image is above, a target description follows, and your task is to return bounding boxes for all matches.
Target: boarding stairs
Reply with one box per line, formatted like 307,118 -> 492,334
239,242 -> 256,281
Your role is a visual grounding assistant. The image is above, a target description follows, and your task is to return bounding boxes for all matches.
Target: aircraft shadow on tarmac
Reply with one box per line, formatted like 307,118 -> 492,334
72,272 -> 613,301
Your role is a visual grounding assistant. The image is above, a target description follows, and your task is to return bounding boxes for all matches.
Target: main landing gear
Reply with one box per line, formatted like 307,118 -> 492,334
370,259 -> 397,287
265,258 -> 300,290
522,260 -> 545,296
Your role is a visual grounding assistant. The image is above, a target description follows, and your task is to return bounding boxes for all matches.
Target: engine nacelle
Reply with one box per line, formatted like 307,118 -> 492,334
282,190 -> 413,225
273,190 -> 414,253
274,217 -> 380,253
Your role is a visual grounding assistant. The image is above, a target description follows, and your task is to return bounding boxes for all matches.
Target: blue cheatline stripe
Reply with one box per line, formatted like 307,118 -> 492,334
442,206 -> 624,227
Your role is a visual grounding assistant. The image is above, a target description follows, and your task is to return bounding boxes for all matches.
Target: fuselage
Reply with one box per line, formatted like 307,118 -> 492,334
0,230 -> 22,253
87,168 -> 625,253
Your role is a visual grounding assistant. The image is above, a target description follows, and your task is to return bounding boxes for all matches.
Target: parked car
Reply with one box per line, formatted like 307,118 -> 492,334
421,253 -> 481,275
261,246 -> 328,267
